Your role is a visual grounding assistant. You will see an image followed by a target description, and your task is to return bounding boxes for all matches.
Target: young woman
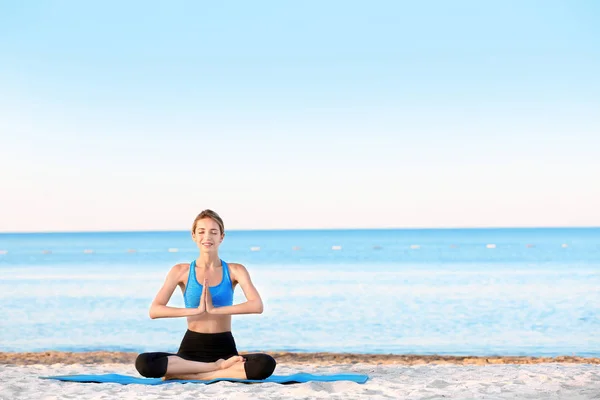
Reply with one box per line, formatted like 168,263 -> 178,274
135,210 -> 276,380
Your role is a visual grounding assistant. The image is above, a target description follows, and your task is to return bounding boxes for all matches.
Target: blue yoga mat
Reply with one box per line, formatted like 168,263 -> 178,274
41,372 -> 369,385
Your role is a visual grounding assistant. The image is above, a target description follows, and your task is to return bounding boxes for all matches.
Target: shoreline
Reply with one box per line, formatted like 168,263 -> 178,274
1,351 -> 599,365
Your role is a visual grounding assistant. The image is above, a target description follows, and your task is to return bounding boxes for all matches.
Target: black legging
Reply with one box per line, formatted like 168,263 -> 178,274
135,330 -> 276,380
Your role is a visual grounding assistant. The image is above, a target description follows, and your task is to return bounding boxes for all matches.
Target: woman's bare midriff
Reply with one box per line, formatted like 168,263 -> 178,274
186,313 -> 232,333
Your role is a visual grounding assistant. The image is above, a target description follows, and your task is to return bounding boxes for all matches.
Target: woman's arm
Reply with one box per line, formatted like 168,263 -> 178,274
149,264 -> 205,319
205,263 -> 264,315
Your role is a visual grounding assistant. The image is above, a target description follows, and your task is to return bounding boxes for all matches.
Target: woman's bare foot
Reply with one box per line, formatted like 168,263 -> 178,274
164,357 -> 247,381
215,355 -> 244,370
162,355 -> 245,380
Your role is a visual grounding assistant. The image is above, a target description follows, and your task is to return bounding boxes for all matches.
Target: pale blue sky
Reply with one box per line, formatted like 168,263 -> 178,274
1,1 -> 599,232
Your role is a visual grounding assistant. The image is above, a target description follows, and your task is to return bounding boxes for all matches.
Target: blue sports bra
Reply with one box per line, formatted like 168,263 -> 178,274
183,260 -> 234,308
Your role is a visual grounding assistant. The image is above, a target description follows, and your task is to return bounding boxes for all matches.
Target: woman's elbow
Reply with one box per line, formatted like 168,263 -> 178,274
255,301 -> 264,314
149,305 -> 159,319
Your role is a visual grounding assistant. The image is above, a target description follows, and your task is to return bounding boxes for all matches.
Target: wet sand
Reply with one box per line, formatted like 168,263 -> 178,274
1,351 -> 598,365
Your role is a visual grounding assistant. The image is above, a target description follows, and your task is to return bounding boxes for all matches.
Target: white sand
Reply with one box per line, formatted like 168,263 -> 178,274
1,362 -> 599,400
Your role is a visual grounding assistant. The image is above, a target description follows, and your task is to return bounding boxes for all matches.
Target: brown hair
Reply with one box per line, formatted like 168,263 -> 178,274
192,209 -> 225,235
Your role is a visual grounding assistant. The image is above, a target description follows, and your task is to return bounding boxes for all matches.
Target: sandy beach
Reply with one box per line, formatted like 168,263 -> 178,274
2,352 -> 600,399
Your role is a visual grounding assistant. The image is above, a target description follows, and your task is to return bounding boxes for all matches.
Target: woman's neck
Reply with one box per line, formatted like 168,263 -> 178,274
196,252 -> 221,268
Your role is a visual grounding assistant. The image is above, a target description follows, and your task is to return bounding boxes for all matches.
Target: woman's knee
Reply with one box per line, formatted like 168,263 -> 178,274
135,352 -> 170,378
243,353 -> 276,380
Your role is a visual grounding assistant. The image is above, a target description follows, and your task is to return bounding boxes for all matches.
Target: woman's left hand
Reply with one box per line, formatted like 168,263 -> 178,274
204,279 -> 215,313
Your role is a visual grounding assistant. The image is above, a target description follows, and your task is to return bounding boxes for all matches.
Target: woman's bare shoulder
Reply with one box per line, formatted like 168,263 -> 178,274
227,262 -> 247,271
168,263 -> 191,280
227,262 -> 250,280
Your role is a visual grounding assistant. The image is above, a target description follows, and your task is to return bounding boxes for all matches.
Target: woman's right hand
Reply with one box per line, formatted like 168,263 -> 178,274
197,280 -> 207,315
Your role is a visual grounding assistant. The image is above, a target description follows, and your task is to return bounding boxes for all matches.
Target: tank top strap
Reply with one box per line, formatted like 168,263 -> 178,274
221,259 -> 232,284
189,260 -> 196,280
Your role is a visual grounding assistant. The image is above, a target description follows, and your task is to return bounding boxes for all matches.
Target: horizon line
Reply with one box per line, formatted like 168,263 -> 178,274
1,225 -> 599,235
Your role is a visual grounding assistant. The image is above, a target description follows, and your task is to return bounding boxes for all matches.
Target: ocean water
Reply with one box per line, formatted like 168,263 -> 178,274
0,228 -> 599,357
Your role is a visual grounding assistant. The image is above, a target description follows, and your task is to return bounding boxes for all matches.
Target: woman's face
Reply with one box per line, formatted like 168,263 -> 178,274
192,218 -> 224,252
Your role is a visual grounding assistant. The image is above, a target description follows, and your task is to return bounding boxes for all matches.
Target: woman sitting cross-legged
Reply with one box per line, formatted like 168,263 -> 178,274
135,209 -> 276,381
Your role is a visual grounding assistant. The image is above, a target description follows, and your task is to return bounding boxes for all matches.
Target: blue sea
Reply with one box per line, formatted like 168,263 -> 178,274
0,228 -> 598,357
